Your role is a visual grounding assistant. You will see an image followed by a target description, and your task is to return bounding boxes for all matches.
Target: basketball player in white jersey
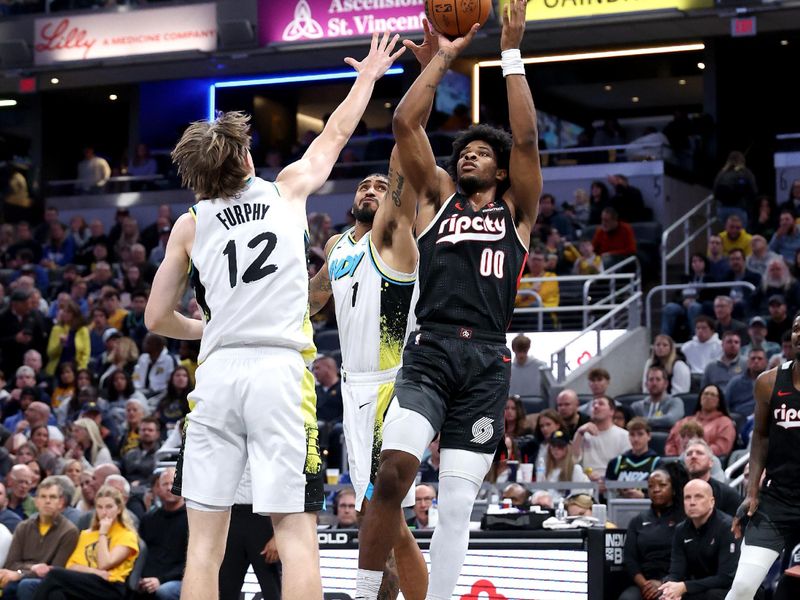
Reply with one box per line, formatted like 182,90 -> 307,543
307,24 -> 439,600
144,32 -> 405,600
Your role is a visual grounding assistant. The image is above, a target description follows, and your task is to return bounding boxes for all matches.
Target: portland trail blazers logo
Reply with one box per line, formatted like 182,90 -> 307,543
470,417 -> 494,444
282,0 -> 324,41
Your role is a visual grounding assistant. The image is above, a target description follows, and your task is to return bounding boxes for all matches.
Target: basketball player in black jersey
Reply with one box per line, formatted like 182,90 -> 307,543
726,313 -> 800,599
354,1 -> 542,599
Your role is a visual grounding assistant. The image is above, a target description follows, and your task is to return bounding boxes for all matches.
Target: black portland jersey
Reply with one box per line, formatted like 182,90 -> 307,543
765,360 -> 800,491
415,192 -> 528,333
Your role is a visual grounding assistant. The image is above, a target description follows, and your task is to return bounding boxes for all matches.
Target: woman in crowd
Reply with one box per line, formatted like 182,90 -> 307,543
589,180 -> 611,225
118,398 -> 148,457
564,493 -> 616,528
660,253 -> 716,340
103,370 -> 147,428
155,366 -> 191,434
97,336 -> 139,396
13,442 -> 38,465
76,469 -> 95,512
57,385 -> 98,427
51,362 -> 77,411
665,385 -> 736,457
620,462 -> 689,600
29,424 -> 50,456
641,334 -> 691,395
76,369 -> 95,392
68,418 -> 112,468
533,409 -> 569,462
46,300 -> 90,375
63,459 -> 85,507
500,395 -> 537,461
750,195 -> 777,240
33,485 -> 139,600
613,404 -> 633,430
543,430 -> 591,502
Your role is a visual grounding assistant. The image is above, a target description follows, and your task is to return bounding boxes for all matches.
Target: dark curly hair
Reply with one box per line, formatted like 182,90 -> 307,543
447,124 -> 513,191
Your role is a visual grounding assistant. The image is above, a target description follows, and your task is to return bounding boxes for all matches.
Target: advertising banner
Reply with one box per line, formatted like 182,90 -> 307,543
34,3 -> 217,65
498,0 -> 714,22
260,0 -> 427,45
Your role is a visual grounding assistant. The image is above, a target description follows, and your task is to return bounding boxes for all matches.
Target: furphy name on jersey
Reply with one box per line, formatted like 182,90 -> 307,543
215,203 -> 271,230
436,213 -> 506,245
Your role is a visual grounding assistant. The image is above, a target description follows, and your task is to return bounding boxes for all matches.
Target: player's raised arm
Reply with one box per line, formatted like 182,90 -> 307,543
308,234 -> 340,316
144,213 -> 204,340
392,23 -> 480,203
501,0 -> 542,231
276,32 -> 405,202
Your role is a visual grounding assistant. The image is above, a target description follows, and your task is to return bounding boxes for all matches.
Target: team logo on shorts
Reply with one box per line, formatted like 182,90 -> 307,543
470,417 -> 494,444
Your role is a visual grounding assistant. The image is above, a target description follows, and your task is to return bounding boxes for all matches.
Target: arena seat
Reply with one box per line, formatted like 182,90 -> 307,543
649,431 -> 668,456
127,537 -> 148,594
677,392 -> 697,416
520,395 -> 547,415
613,394 -> 644,409
607,498 -> 651,529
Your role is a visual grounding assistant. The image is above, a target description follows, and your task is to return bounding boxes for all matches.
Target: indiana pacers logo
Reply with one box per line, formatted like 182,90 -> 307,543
283,0 -> 324,42
470,417 -> 494,444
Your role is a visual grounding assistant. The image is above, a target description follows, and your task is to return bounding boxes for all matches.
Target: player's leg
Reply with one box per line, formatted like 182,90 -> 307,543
356,402 -> 436,600
726,540 -> 779,599
183,505 -> 233,600
393,508 -> 429,600
427,449 -> 493,600
270,512 -> 321,600
218,505 -> 256,600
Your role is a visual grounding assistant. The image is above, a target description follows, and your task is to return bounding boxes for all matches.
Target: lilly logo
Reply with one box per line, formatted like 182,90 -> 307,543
460,580 -> 508,600
282,0 -> 324,41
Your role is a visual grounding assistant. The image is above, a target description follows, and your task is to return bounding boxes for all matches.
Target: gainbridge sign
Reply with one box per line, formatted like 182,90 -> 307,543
259,0 -> 427,45
498,0 -> 714,21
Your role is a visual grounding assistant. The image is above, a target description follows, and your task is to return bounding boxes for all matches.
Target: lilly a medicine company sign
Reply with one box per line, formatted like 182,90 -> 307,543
259,0 -> 426,44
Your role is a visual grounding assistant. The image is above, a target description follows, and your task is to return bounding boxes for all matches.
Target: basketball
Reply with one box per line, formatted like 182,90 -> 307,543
425,0 -> 493,39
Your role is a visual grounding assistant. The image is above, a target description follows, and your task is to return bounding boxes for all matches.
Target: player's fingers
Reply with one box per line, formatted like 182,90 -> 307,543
385,33 -> 400,54
379,31 -> 391,52
422,18 -> 431,38
344,57 -> 359,70
370,31 -> 379,52
389,45 -> 407,61
464,22 -> 480,43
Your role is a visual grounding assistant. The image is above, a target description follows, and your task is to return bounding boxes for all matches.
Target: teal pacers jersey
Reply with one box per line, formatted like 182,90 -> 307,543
327,228 -> 416,373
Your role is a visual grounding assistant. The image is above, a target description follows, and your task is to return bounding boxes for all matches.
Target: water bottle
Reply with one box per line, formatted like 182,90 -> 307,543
556,498 -> 566,520
428,499 -> 439,528
536,456 -> 546,482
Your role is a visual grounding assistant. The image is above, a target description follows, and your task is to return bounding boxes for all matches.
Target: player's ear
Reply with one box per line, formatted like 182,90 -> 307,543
496,168 -> 508,183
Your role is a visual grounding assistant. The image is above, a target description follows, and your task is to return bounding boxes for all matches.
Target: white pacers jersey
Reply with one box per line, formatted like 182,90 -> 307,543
328,228 -> 416,373
190,177 -> 316,364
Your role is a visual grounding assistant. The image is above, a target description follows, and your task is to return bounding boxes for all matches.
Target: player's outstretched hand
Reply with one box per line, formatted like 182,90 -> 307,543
403,18 -> 439,69
732,496 -> 758,539
501,0 -> 528,51
435,23 -> 480,59
345,32 -> 406,82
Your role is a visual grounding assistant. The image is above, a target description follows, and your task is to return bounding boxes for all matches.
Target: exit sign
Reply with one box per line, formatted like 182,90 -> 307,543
731,16 -> 757,37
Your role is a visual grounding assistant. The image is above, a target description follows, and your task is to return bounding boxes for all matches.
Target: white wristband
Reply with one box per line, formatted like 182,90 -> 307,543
501,48 -> 525,77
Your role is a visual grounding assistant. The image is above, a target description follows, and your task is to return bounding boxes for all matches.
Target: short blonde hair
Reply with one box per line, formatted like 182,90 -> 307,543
172,111 -> 252,200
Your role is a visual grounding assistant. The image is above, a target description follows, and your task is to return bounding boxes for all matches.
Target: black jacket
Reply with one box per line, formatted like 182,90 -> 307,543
666,509 -> 740,594
139,505 -> 189,582
708,477 -> 742,518
623,505 -> 682,581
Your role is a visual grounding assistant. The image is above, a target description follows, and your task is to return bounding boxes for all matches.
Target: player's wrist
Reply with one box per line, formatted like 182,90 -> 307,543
501,49 -> 525,77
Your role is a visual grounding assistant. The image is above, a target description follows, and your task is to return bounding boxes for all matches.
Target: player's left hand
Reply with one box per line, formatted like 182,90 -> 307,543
346,32 -> 406,82
657,581 -> 686,600
403,19 -> 439,69
260,537 -> 280,563
501,0 -> 528,51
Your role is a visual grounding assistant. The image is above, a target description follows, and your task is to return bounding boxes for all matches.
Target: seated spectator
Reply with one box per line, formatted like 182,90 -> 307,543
766,294 -> 792,343
658,479 -> 739,600
769,209 -> 800,263
501,483 -> 530,509
725,348 -> 767,417
683,438 -> 741,517
641,335 -> 691,395
536,194 -> 574,238
50,363 -> 77,412
154,367 -> 190,434
128,143 -> 157,177
332,489 -> 358,529
132,334 -> 176,402
701,331 -> 746,389
751,195 -> 778,240
45,300 -> 91,378
751,257 -> 800,316
570,238 -> 603,275
563,492 -> 617,527
606,418 -> 661,499
720,215 -> 752,257
632,366 -> 684,430
720,248 -> 761,312
532,408 -> 567,463
712,296 -> 748,344
681,316 -> 722,375
661,253 -> 716,340
120,417 -> 161,486
579,367 -> 612,416
620,462 -> 689,600
121,291 -> 149,350
100,290 -> 128,331
418,437 -> 440,483
6,465 -> 35,519
407,485 -> 436,530
499,396 -> 537,462
706,235 -> 730,280
509,334 -> 546,398
747,234 -> 781,277
666,385 -> 736,457
613,404 -> 634,429
118,399 -> 148,458
543,431 -> 590,502
103,370 -> 148,429
50,476 -> 83,527
312,356 -> 342,424
530,490 -> 554,510
0,477 -> 80,599
40,223 -> 75,270
515,248 -> 559,324
556,389 -> 589,438
34,485 -> 138,600
67,418 -> 112,468
0,483 -> 22,534
608,174 -> 648,223
741,316 -> 781,358
97,336 -> 139,398
133,469 -> 186,600
572,396 -> 631,487
591,207 -> 636,267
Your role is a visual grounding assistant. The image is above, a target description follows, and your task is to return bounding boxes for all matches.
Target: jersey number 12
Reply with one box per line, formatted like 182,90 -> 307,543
222,232 -> 278,288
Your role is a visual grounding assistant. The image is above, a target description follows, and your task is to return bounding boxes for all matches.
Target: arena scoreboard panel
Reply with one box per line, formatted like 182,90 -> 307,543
239,529 -> 613,599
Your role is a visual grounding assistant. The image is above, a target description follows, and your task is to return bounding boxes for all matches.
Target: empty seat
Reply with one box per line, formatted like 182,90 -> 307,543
649,431 -> 668,456
613,394 -> 645,409
520,395 -> 547,415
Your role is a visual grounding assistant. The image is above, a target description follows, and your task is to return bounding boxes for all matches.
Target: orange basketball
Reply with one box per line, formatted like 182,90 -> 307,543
425,0 -> 493,39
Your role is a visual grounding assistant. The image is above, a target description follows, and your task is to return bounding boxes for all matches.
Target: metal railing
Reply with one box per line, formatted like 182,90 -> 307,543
724,452 -> 750,494
581,256 -> 641,328
660,194 -> 716,304
645,281 -> 758,332
550,292 -> 642,382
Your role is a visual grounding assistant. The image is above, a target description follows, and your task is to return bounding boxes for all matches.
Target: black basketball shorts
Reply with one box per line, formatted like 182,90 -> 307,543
745,485 -> 800,554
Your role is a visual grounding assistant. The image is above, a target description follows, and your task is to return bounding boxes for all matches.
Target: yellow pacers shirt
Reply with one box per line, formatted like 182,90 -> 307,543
67,521 -> 138,583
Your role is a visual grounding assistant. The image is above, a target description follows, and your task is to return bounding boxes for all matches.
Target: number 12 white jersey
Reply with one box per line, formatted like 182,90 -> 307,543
189,177 -> 316,364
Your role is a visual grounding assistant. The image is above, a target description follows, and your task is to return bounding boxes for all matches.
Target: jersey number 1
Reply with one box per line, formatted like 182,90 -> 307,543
222,232 -> 278,288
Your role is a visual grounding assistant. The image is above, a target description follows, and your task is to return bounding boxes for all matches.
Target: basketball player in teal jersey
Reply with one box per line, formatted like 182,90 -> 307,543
308,22 -> 440,600
145,33 -> 405,600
